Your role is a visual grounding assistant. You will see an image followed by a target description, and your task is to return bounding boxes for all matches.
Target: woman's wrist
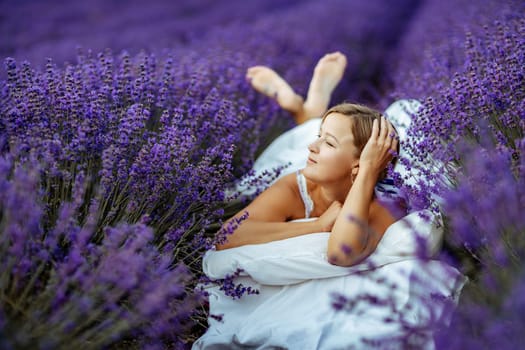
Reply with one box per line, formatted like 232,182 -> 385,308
313,218 -> 329,232
357,162 -> 381,180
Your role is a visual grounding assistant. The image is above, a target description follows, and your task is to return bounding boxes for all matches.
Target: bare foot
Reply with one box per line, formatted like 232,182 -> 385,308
246,66 -> 304,113
303,52 -> 347,118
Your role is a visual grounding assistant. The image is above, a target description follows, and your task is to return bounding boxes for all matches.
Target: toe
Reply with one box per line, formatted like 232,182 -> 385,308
246,67 -> 261,79
246,66 -> 264,74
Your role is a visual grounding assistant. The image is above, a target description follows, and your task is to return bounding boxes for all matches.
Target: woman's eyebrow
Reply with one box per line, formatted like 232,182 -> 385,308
319,128 -> 340,144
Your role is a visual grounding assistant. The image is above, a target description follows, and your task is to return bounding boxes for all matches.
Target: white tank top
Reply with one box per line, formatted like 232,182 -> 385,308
296,171 -> 314,218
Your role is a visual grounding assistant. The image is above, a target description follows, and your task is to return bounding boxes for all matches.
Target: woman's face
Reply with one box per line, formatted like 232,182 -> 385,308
303,112 -> 360,183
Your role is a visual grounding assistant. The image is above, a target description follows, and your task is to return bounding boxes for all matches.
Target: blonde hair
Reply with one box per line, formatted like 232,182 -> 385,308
321,103 -> 397,181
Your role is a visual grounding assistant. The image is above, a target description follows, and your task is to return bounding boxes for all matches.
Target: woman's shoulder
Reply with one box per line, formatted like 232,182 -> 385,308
274,171 -> 301,194
269,172 -> 310,220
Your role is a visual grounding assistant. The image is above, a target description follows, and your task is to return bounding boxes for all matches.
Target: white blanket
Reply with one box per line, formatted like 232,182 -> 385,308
193,211 -> 467,349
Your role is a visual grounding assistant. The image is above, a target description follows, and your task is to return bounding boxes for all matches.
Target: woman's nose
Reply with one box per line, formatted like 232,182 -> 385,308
308,139 -> 320,152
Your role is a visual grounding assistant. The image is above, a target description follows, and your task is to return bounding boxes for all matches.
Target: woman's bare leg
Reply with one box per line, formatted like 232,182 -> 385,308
246,51 -> 347,125
246,66 -> 304,118
300,51 -> 347,123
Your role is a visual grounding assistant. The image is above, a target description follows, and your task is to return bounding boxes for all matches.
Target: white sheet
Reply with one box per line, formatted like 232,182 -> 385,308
193,211 -> 467,349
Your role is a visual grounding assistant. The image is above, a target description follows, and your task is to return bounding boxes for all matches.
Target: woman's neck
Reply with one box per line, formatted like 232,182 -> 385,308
317,178 -> 353,205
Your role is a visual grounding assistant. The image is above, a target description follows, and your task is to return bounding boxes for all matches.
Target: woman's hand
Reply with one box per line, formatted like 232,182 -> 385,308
359,116 -> 398,177
317,201 -> 342,232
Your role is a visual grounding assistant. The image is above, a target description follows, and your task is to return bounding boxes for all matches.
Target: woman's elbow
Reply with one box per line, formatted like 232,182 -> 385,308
326,243 -> 367,267
214,242 -> 229,251
327,252 -> 356,267
215,237 -> 239,250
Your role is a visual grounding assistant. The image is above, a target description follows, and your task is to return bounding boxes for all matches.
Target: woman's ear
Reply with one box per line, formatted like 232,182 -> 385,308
350,163 -> 359,183
351,159 -> 360,173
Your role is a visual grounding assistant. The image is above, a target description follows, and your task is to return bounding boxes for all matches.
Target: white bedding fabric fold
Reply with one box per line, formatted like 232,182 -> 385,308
193,211 -> 467,349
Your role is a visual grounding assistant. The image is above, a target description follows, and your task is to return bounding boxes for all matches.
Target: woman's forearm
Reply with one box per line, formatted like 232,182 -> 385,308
328,166 -> 378,266
216,219 -> 323,250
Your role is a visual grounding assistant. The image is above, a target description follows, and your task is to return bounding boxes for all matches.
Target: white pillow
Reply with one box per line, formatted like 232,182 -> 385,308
375,209 -> 443,256
203,210 -> 443,285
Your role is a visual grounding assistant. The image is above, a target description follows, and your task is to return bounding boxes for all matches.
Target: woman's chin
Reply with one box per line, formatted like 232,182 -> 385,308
301,167 -> 317,181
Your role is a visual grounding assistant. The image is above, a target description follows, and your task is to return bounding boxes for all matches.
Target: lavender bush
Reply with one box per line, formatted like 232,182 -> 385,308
387,0 -> 525,347
0,55 -> 235,347
0,155 -> 201,349
435,141 -> 525,349
392,0 -> 524,219
388,0 -> 520,102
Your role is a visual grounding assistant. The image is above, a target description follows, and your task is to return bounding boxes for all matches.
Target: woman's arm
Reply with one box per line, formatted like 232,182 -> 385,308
328,116 -> 398,266
216,173 -> 329,250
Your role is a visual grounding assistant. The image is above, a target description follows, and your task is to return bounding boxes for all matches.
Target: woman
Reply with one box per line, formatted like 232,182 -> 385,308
194,52 -> 465,350
217,52 -> 400,267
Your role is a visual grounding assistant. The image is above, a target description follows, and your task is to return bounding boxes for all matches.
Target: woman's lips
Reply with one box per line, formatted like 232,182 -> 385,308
307,157 -> 317,164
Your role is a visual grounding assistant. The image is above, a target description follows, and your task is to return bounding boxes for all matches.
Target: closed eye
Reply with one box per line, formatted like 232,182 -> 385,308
316,134 -> 335,147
